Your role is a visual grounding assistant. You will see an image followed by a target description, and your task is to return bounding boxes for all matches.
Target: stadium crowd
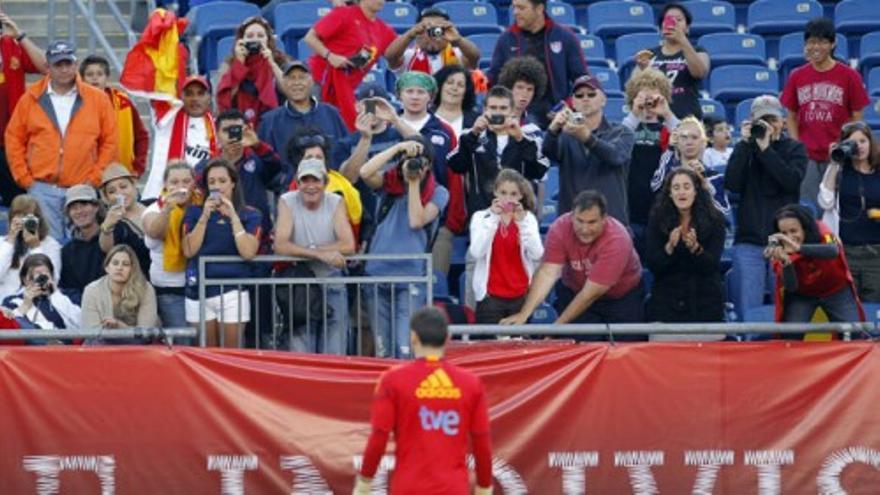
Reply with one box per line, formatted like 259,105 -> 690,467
0,1 -> 878,355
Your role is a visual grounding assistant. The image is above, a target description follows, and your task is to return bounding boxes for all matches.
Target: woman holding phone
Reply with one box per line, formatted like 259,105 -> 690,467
468,169 -> 544,323
98,164 -> 150,280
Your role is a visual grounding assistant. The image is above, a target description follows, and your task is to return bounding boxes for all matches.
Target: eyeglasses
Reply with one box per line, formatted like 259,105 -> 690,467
573,92 -> 598,99
842,121 -> 870,134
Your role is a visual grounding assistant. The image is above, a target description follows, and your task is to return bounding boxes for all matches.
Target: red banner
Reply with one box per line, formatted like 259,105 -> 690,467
1,342 -> 879,493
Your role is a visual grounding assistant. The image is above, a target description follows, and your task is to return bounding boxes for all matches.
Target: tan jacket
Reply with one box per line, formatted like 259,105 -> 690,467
81,276 -> 159,329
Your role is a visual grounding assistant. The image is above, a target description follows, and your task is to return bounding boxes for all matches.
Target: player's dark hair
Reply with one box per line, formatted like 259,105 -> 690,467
410,306 -> 448,347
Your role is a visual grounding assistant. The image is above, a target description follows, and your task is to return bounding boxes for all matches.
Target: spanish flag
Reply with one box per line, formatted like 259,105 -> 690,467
120,8 -> 188,105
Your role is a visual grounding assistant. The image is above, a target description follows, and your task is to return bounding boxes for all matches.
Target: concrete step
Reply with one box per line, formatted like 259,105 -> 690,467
3,0 -> 136,19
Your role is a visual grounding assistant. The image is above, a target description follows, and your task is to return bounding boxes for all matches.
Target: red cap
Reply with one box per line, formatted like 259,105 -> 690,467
180,75 -> 210,92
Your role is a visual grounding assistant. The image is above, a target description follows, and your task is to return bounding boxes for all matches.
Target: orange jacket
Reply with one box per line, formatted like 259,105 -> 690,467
4,75 -> 118,189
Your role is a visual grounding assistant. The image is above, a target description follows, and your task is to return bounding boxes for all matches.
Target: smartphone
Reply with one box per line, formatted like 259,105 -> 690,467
209,190 -> 222,201
501,201 -> 515,213
663,15 -> 677,31
115,195 -> 125,208
364,98 -> 377,115
227,124 -> 243,142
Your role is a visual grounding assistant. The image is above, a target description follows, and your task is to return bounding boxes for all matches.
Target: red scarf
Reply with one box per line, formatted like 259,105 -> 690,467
216,55 -> 278,127
167,110 -> 217,161
383,168 -> 436,205
406,46 -> 460,74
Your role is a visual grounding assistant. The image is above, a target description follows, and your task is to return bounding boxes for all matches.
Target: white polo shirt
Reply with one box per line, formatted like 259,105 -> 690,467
47,82 -> 78,137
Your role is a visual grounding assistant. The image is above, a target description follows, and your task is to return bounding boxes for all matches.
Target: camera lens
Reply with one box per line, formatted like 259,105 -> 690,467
831,140 -> 857,163
750,121 -> 767,140
428,26 -> 444,38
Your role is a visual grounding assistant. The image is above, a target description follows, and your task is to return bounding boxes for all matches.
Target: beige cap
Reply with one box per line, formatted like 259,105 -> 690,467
296,158 -> 327,181
100,163 -> 137,188
64,184 -> 99,209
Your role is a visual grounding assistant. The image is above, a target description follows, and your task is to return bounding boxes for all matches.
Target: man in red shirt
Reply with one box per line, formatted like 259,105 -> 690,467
501,190 -> 645,338
303,0 -> 396,131
780,17 -> 870,207
354,306 -> 493,494
0,11 -> 48,206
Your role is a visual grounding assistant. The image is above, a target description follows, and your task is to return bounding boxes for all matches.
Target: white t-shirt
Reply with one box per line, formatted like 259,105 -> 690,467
142,203 -> 186,288
402,114 -> 431,133
703,147 -> 732,170
437,113 -> 464,139
184,118 -> 212,167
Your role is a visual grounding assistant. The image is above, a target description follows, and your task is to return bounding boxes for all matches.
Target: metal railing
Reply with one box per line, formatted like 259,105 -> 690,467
0,327 -> 197,344
197,254 -> 434,356
48,0 -> 140,74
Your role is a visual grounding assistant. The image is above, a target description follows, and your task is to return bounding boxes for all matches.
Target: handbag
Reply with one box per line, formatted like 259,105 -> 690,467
275,263 -> 332,327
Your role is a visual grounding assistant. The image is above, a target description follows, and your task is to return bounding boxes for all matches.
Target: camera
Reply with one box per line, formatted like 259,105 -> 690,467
402,156 -> 430,177
427,26 -> 445,38
209,190 -> 222,201
22,214 -> 39,234
568,112 -> 585,125
363,98 -> 377,115
34,273 -> 50,292
348,49 -> 372,69
245,41 -> 261,55
768,238 -> 781,248
487,114 -> 506,126
227,124 -> 243,142
831,140 -> 858,163
750,119 -> 769,141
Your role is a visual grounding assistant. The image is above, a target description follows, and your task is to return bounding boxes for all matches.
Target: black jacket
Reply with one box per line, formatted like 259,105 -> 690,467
724,136 -> 807,245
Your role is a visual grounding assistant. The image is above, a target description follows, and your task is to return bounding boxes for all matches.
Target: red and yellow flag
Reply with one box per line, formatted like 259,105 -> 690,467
120,8 -> 189,104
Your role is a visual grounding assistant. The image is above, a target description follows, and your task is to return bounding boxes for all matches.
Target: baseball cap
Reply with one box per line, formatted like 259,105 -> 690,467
296,158 -> 327,181
100,164 -> 137,188
64,184 -> 99,209
282,60 -> 310,76
181,75 -> 210,92
46,40 -> 77,65
571,74 -> 603,94
750,95 -> 785,120
356,82 -> 389,101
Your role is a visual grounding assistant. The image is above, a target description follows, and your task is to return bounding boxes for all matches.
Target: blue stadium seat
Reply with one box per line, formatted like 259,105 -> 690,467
860,97 -> 880,130
188,1 -> 260,74
540,202 -> 557,233
709,65 -> 779,102
359,67 -> 393,93
591,66 -> 623,97
576,34 -> 608,67
544,165 -> 560,201
604,96 -> 628,122
587,1 -> 656,39
699,98 -> 726,120
778,32 -> 848,79
734,97 -> 754,125
450,235 -> 470,265
869,67 -> 880,97
467,33 -> 500,69
697,33 -> 766,67
275,1 -> 333,55
747,0 -> 823,36
528,303 -> 558,324
681,0 -> 736,37
615,32 -> 662,78
432,1 -> 503,35
835,0 -> 880,36
546,1 -> 581,33
297,38 -> 314,62
859,31 -> 880,79
215,35 -> 235,71
379,2 -> 419,33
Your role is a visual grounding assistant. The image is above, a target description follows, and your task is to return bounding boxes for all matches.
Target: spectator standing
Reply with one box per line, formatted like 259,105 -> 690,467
81,244 -> 159,330
500,191 -> 644,333
543,74 -> 634,222
183,159 -> 261,348
59,185 -> 105,305
143,75 -> 217,201
0,194 -> 62,302
216,16 -> 287,129
385,7 -> 480,74
98,165 -> 150,280
258,60 -> 348,188
766,204 -> 863,324
489,0 -> 586,127
274,159 -> 355,354
2,254 -> 80,331
80,55 -> 149,176
702,115 -> 733,171
142,162 -> 196,329
634,3 -> 709,119
360,137 -> 449,358
469,169 -> 543,323
353,307 -> 492,495
497,56 -> 547,128
724,95 -> 807,320
0,10 -> 48,207
621,67 -> 678,253
304,0 -> 397,130
645,168 -> 725,322
818,121 -> 880,302
5,40 -> 118,241
780,18 -> 869,207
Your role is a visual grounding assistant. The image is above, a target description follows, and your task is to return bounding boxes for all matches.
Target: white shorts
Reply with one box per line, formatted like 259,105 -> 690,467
185,291 -> 251,324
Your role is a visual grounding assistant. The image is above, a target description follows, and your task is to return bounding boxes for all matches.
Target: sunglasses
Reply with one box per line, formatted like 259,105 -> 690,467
295,134 -> 327,148
573,92 -> 598,99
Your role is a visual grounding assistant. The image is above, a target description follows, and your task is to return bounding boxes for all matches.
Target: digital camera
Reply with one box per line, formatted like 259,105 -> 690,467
22,214 -> 39,234
487,114 -> 506,126
348,49 -> 372,69
568,112 -> 586,125
427,26 -> 445,38
403,156 -> 431,175
245,41 -> 261,55
750,119 -> 769,140
34,273 -> 50,292
831,140 -> 857,163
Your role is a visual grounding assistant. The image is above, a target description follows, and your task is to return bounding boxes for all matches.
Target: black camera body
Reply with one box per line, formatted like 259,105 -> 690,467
487,114 -> 506,126
245,41 -> 261,55
349,49 -> 372,69
34,273 -> 50,292
22,214 -> 39,234
227,124 -> 243,142
831,140 -> 857,163
403,156 -> 430,176
427,26 -> 445,38
750,119 -> 769,141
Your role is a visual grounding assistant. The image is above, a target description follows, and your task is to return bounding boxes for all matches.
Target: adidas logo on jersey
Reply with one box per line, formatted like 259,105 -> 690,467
415,369 -> 462,399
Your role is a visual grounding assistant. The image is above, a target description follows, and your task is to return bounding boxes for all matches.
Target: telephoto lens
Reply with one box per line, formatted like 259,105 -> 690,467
831,140 -> 857,163
750,120 -> 767,140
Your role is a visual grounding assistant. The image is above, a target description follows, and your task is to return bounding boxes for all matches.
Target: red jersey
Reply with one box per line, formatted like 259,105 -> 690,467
360,356 -> 492,494
780,61 -> 870,162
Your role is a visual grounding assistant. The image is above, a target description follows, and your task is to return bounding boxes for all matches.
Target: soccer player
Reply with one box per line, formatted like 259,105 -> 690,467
353,306 -> 493,494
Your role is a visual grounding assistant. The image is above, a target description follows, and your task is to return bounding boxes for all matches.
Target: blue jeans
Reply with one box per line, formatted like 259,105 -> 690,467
366,283 -> 426,358
157,291 -> 191,345
783,286 -> 861,323
28,181 -> 67,242
290,284 -> 349,355
729,243 -> 775,321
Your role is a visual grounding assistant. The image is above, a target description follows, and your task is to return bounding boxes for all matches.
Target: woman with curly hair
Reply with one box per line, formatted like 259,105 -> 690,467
497,55 -> 546,126
433,64 -> 478,139
216,16 -> 289,128
81,244 -> 158,330
645,168 -> 726,322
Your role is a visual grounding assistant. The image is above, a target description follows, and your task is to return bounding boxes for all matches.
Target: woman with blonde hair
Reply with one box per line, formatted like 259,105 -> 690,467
81,244 -> 158,330
0,194 -> 62,301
